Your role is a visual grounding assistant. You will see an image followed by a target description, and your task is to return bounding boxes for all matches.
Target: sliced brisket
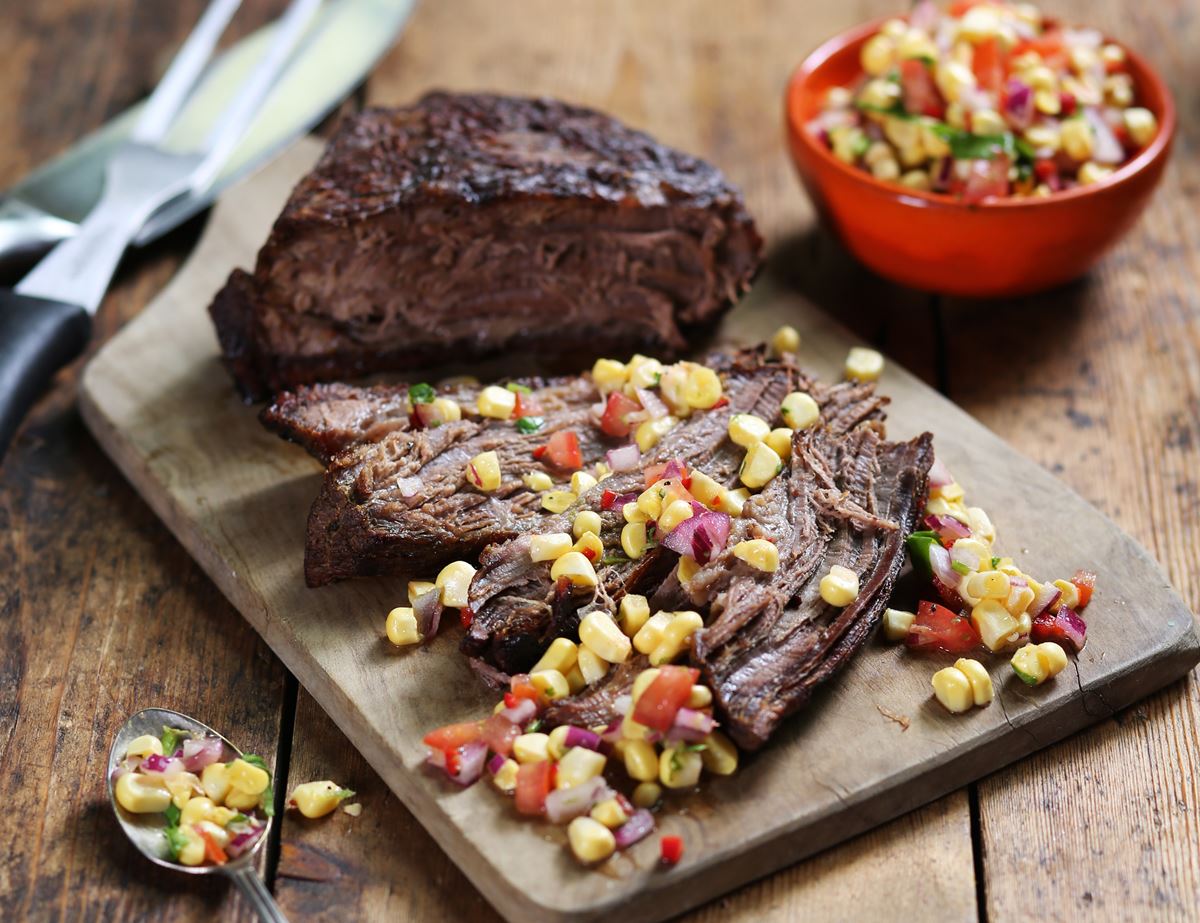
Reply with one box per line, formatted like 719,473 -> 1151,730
210,92 -> 763,401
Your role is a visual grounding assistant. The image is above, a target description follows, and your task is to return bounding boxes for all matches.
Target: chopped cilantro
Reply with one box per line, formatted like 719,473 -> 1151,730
683,743 -> 707,753
163,802 -> 181,827
260,785 -> 275,818
505,382 -> 532,394
601,551 -> 632,566
164,824 -> 188,860
228,813 -> 249,825
951,561 -> 971,576
515,416 -> 544,434
408,382 -> 436,405
160,726 -> 187,756
991,556 -> 1002,569
652,372 -> 663,386
526,718 -> 543,733
332,788 -> 356,801
929,125 -> 1036,163
241,753 -> 270,772
855,101 -> 912,120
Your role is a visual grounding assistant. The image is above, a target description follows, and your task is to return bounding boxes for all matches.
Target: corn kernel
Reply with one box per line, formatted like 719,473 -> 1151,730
724,488 -> 751,517
687,684 -> 713,709
565,663 -> 586,695
859,77 -> 902,111
933,481 -> 966,503
622,501 -> 647,524
407,580 -> 436,605
579,611 -> 633,663
676,556 -> 700,583
657,498 -> 694,536
860,33 -> 896,76
966,570 -> 1010,601
1078,162 -> 1114,186
573,510 -> 602,539
594,461 -> 611,481
1123,107 -> 1158,147
125,734 -> 163,759
650,611 -> 704,666
830,125 -> 868,163
659,746 -> 703,788
1005,583 -> 1036,618
740,441 -> 783,489
567,816 -> 616,864
765,428 -> 794,459
935,60 -> 976,103
632,781 -> 662,808
883,607 -> 916,641
958,4 -> 999,40
477,385 -> 516,419
951,536 -> 991,568
683,365 -> 723,409
211,807 -> 237,827
577,643 -> 610,685
530,669 -> 571,700
492,758 -> 519,793
385,606 -> 421,646
688,470 -> 724,509
164,773 -> 197,809
970,108 -> 1006,136
732,539 -> 779,573
436,560 -> 476,608
180,795 -> 216,828
590,797 -> 630,829
819,564 -> 859,607
780,391 -> 820,430
615,737 -> 657,782
1024,124 -> 1061,152
636,484 -> 664,521
931,666 -> 975,713
227,758 -> 270,796
1061,118 -> 1094,161
223,786 -> 261,811
635,416 -> 678,452
1104,73 -> 1133,107
1053,579 -> 1081,611
971,599 -> 1021,651
619,594 -> 651,636
290,781 -> 353,819
871,156 -> 901,182
621,521 -> 648,559
627,355 -> 664,390
114,773 -> 171,814
955,658 -> 995,706
541,490 -> 577,514
701,731 -> 739,776
1011,641 -> 1068,686
770,324 -> 801,356
523,470 -> 554,491
513,732 -> 551,763
900,169 -> 931,190
530,532 -> 573,563
176,826 -> 206,866
431,397 -> 461,422
592,358 -> 629,394
557,746 -> 607,790
532,637 -> 579,675
633,611 -> 674,654
572,531 -> 604,563
729,413 -> 771,448
200,763 -> 230,803
897,27 -> 937,61
845,347 -> 884,382
570,470 -> 598,494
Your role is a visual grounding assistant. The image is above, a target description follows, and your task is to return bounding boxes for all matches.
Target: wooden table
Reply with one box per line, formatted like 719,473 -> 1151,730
3,1 -> 1197,920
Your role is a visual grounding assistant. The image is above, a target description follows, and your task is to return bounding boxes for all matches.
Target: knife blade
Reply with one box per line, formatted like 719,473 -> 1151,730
0,0 -> 415,277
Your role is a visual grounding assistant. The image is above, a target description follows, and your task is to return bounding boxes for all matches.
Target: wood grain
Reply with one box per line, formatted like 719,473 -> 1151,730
76,135 -> 1197,921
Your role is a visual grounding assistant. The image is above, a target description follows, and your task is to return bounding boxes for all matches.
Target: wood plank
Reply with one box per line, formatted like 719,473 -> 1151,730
940,1 -> 1200,918
76,134 -> 1197,922
0,3 -> 288,921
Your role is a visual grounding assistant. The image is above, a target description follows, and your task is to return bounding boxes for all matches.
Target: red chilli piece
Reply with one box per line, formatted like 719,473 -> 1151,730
532,445 -> 548,460
660,835 -> 684,866
459,607 -> 474,629
1059,91 -> 1077,116
600,489 -> 618,511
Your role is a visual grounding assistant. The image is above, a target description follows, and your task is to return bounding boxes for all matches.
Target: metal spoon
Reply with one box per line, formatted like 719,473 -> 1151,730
106,707 -> 289,922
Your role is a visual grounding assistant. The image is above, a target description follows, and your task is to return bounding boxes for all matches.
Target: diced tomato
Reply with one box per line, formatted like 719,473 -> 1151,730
600,392 -> 642,438
1030,605 -> 1087,652
971,38 -> 1006,94
905,600 -> 981,653
509,674 -> 540,702
660,835 -> 685,865
541,430 -> 583,470
480,714 -> 522,757
601,489 -> 618,511
513,391 -> 542,418
532,445 -> 548,460
198,827 -> 228,865
459,606 -> 474,629
632,665 -> 700,731
1071,569 -> 1097,609
423,720 -> 482,752
710,396 -> 729,409
1059,91 -> 1077,116
503,692 -> 518,709
960,155 -> 1011,204
515,761 -> 553,815
1034,159 -> 1058,182
900,59 -> 945,119
1013,32 -> 1067,70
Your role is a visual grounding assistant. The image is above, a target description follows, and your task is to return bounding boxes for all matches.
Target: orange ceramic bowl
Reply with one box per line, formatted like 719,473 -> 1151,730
785,19 -> 1175,297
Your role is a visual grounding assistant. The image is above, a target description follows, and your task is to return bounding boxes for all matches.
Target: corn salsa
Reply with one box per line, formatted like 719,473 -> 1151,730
811,0 -> 1159,201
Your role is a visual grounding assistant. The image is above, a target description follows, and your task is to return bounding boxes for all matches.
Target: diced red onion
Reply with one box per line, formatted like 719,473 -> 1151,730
614,694 -> 632,717
606,444 -> 641,473
544,777 -> 611,824
226,824 -> 264,858
449,741 -> 489,787
1029,583 -> 1062,619
1085,107 -> 1124,164
499,697 -> 538,727
807,108 -> 858,135
927,456 -> 953,489
139,754 -> 185,776
950,540 -> 980,572
635,388 -> 669,420
613,809 -> 656,849
662,458 -> 688,482
181,736 -> 226,773
926,513 -> 970,542
661,510 -> 731,566
668,707 -> 716,744
598,718 -> 624,744
959,86 -> 995,113
909,0 -> 937,32
1032,605 -> 1088,653
563,726 -> 604,752
1004,79 -> 1034,130
487,753 -> 507,776
928,542 -> 959,589
396,476 -> 423,499
413,587 -> 444,640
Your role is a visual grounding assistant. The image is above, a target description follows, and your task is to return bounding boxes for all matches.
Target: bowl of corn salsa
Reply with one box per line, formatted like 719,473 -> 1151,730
784,0 -> 1174,297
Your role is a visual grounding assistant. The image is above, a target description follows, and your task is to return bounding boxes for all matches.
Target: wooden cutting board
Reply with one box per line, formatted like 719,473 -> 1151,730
78,138 -> 1199,923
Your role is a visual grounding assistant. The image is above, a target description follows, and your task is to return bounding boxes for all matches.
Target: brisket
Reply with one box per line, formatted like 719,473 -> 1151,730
209,92 -> 763,401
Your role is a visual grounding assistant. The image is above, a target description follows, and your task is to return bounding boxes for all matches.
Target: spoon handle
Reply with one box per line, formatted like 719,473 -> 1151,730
224,863 -> 290,923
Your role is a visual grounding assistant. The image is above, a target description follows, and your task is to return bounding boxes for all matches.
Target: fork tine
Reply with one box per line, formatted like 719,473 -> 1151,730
190,0 -> 323,192
131,0 -> 244,145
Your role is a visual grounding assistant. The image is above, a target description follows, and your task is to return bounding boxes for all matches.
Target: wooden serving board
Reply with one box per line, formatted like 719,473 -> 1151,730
79,139 -> 1199,923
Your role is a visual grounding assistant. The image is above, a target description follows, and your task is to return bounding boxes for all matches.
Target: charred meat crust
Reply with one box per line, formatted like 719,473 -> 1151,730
209,92 -> 763,401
